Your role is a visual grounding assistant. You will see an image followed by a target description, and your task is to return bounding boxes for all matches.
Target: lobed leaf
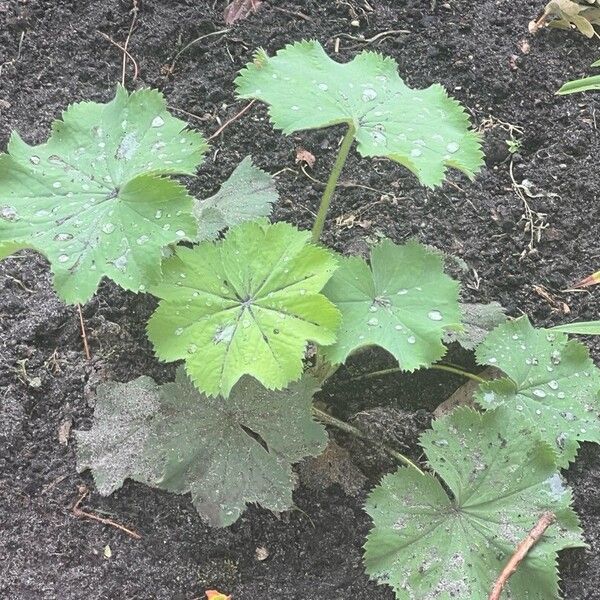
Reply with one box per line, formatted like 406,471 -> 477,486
364,407 -> 584,600
235,40 -> 483,187
194,156 -> 277,241
322,240 -> 460,369
476,316 -> 600,466
75,368 -> 327,527
147,220 -> 340,397
0,86 -> 208,303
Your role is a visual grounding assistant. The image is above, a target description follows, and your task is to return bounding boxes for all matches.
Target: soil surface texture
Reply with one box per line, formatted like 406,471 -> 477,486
1,0 -> 600,599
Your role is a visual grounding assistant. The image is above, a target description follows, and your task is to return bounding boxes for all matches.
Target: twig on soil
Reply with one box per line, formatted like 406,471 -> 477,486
328,29 -> 409,49
97,32 -> 139,84
0,30 -> 25,79
164,29 -> 230,76
312,406 -> 425,474
72,486 -> 141,540
488,512 -> 555,600
77,304 -> 91,361
271,6 -> 312,21
121,0 -> 140,86
208,100 -> 256,140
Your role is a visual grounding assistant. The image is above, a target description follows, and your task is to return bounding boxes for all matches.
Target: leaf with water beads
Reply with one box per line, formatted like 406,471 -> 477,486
75,368 -> 327,527
147,219 -> 340,397
321,239 -> 461,369
476,316 -> 600,467
0,86 -> 208,303
364,407 -> 584,600
235,40 -> 483,187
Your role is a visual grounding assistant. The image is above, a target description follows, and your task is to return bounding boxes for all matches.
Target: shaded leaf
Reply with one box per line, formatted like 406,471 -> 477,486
194,156 -> 277,241
443,301 -> 507,350
322,240 -> 460,368
235,40 -> 483,188
364,407 -> 584,600
476,316 -> 600,466
147,220 -> 340,397
0,86 -> 207,303
75,368 -> 327,527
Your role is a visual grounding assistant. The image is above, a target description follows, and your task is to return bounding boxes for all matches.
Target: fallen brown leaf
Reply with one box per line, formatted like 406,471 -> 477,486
295,147 -> 316,168
224,0 -> 262,25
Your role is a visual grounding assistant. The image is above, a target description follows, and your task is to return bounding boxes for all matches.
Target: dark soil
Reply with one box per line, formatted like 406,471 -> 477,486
1,0 -> 600,598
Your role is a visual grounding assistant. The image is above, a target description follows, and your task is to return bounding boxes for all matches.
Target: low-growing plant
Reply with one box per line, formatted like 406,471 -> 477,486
558,58 -> 600,94
530,0 -> 600,37
2,41 -> 599,599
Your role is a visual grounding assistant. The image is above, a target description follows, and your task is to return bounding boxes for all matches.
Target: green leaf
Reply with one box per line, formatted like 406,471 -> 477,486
364,407 -> 584,600
0,86 -> 208,303
75,368 -> 327,527
321,240 -> 460,368
476,316 -> 600,466
443,301 -> 507,350
558,74 -> 600,95
194,156 -> 277,241
551,320 -> 600,335
147,220 -> 340,397
235,40 -> 483,187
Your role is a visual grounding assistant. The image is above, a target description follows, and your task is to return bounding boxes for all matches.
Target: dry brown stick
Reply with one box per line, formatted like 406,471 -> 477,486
97,31 -> 139,83
72,486 -> 141,540
76,304 -> 91,361
488,512 -> 555,600
208,100 -> 256,140
121,0 -> 140,86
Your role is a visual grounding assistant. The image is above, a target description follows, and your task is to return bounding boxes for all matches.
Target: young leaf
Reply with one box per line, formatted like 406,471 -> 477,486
235,40 -> 483,187
147,220 -> 340,397
551,321 -> 600,335
0,86 -> 208,303
476,316 -> 600,466
443,301 -> 507,350
194,156 -> 277,241
75,368 -> 327,527
322,240 -> 460,368
364,407 -> 584,600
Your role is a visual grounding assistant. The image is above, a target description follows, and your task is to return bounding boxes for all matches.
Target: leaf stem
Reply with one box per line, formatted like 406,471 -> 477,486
311,122 -> 356,243
312,406 -> 425,475
348,363 -> 486,384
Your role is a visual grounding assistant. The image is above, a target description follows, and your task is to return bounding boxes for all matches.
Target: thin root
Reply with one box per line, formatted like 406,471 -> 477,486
72,486 -> 141,540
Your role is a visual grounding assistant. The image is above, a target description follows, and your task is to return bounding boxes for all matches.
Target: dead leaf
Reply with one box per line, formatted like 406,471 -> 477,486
434,367 -> 501,418
224,0 -> 263,25
295,147 -> 316,168
205,591 -> 232,600
58,419 -> 72,445
255,546 -> 269,561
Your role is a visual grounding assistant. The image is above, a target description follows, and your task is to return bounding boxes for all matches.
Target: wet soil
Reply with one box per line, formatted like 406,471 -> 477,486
1,0 -> 600,598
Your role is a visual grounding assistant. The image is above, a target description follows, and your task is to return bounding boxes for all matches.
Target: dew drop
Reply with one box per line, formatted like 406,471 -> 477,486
102,223 -> 115,234
488,357 -> 497,364
151,116 -> 165,127
58,254 -> 69,263
394,324 -> 403,331
136,235 -> 149,245
291,105 -> 300,111
155,210 -> 162,219
174,327 -> 184,336
410,148 -> 422,158
52,181 -> 62,189
0,206 -> 18,220
532,389 -> 547,398
367,317 -> 379,326
427,310 -> 443,321
318,83 -> 328,91
397,289 -> 408,295
361,88 -> 378,101
175,230 -> 186,237
407,335 -> 416,344
30,155 -> 40,165
548,380 -> 559,390
54,233 -> 73,241
446,141 -> 460,154
187,343 -> 198,354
